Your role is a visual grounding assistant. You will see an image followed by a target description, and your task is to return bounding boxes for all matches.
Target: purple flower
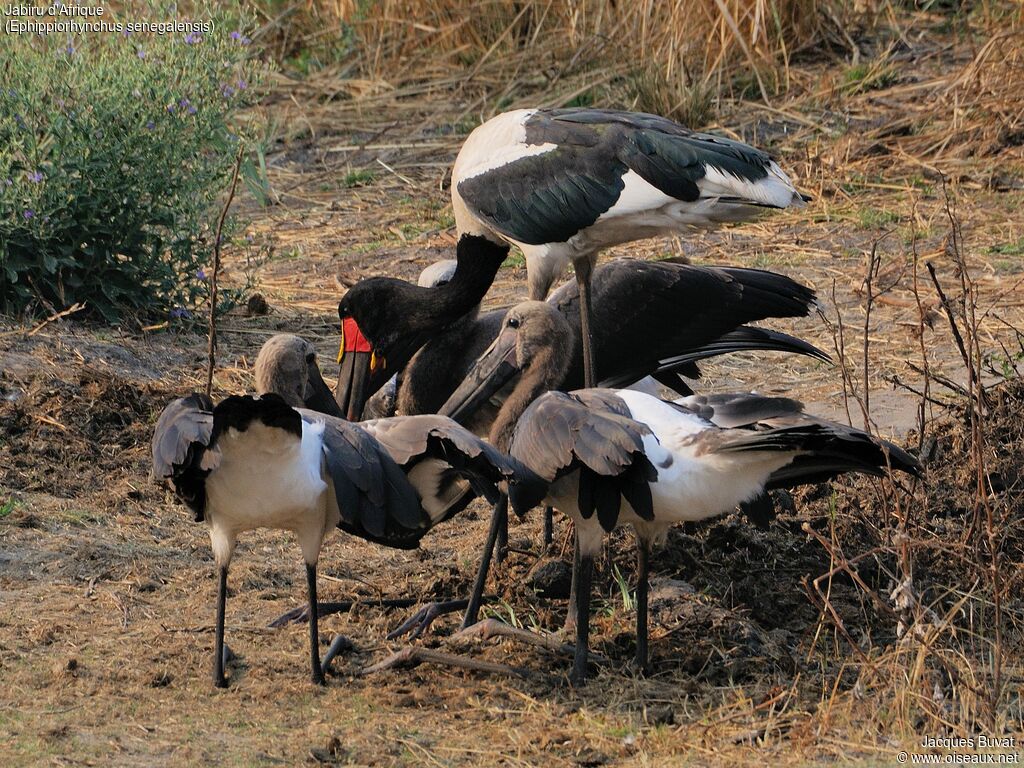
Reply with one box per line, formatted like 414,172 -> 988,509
122,28 -> 132,37
65,43 -> 75,55
195,268 -> 207,281
184,31 -> 202,44
166,104 -> 175,114
188,104 -> 197,115
220,84 -> 234,98
28,171 -> 43,183
236,79 -> 247,91
230,31 -> 251,45
23,210 -> 34,220
137,48 -> 146,59
170,307 -> 192,320
146,121 -> 155,130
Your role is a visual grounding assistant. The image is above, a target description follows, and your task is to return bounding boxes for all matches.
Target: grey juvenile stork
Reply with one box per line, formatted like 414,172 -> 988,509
151,392 -> 540,688
507,388 -> 921,682
432,303 -> 921,684
396,257 -> 826,423
451,107 -> 810,389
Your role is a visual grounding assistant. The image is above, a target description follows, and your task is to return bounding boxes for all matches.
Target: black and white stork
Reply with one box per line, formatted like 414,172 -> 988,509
507,388 -> 920,682
151,392 -> 540,688
451,107 -> 810,389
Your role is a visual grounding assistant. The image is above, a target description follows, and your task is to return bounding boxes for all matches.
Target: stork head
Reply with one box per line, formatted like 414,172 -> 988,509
440,301 -> 572,445
335,236 -> 509,421
255,334 -> 341,417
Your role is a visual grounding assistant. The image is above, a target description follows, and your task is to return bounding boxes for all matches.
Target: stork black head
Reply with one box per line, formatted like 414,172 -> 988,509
335,234 -> 509,420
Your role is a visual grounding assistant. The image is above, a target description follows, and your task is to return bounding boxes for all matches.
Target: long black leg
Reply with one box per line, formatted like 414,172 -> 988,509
306,563 -> 326,686
213,565 -> 228,688
574,256 -> 597,389
635,539 -> 651,674
564,535 -> 581,632
462,494 -> 507,629
543,506 -> 553,547
496,504 -> 509,565
570,551 -> 594,685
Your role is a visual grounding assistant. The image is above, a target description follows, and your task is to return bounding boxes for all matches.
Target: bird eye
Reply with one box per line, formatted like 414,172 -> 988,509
507,317 -> 520,329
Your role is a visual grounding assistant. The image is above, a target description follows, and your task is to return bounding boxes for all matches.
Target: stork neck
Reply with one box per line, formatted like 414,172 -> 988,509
438,235 -> 508,319
489,346 -> 564,453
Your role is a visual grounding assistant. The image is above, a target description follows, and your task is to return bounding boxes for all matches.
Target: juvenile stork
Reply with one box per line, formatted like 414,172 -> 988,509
440,306 -> 920,681
151,393 -> 539,688
451,107 -> 810,388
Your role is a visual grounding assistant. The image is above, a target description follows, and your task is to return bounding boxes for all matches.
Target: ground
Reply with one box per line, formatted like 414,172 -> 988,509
2,9 -> 1024,767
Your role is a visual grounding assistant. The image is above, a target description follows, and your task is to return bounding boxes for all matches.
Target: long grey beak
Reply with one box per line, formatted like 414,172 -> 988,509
439,327 -> 520,425
335,351 -> 373,421
305,359 -> 344,418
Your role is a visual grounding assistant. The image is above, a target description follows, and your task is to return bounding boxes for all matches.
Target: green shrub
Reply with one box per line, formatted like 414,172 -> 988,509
0,8 -> 263,321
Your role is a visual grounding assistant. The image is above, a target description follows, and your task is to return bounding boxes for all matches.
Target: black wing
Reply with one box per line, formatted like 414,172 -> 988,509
151,394 -> 215,521
598,326 -> 831,392
547,259 -> 820,389
309,412 -> 429,550
673,393 -> 922,483
508,390 -> 657,533
360,414 -> 546,523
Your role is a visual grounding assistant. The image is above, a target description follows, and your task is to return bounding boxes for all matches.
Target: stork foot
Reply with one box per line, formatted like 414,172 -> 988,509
363,646 -> 532,678
269,598 -> 421,628
387,599 -> 477,640
454,618 -> 608,664
322,635 -> 355,673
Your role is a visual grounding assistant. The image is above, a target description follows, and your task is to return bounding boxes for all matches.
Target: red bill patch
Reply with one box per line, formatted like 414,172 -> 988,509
341,317 -> 373,353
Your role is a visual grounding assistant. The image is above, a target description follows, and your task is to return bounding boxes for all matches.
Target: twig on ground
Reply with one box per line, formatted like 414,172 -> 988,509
453,617 -> 609,664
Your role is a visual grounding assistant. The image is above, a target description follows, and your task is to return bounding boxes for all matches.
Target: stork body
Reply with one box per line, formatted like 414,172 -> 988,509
452,108 -> 809,387
509,388 -> 920,682
151,393 -> 539,687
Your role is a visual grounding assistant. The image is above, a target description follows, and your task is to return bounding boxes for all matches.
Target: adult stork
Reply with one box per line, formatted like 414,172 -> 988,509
151,392 -> 540,687
334,234 -> 509,420
507,389 -> 921,682
451,107 -> 810,389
